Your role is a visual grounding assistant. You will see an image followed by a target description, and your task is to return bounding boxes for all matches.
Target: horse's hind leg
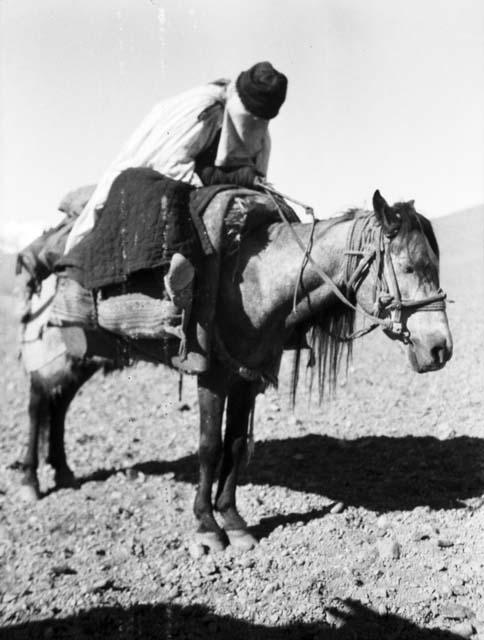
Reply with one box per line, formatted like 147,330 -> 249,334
47,389 -> 78,490
19,374 -> 49,502
215,379 -> 257,550
193,368 -> 228,554
48,363 -> 98,490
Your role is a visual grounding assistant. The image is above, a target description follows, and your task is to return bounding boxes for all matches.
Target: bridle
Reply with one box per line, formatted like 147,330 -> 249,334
343,213 -> 447,343
261,185 -> 447,344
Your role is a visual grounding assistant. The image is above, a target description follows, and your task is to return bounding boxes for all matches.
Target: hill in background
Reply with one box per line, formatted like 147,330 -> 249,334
0,248 -> 17,296
433,204 -> 483,294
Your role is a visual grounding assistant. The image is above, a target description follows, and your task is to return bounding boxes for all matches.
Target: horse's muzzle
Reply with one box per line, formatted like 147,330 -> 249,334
407,331 -> 453,372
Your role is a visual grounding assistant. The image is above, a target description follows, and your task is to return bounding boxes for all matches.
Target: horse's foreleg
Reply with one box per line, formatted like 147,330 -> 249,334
215,379 -> 257,550
19,376 -> 48,501
193,369 -> 227,553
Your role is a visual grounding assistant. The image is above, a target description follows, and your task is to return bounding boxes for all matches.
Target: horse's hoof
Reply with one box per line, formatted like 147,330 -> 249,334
18,483 -> 41,503
55,470 -> 79,490
225,529 -> 258,551
192,531 -> 228,555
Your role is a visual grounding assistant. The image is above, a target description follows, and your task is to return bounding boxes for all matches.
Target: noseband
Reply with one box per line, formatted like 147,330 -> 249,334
262,186 -> 447,344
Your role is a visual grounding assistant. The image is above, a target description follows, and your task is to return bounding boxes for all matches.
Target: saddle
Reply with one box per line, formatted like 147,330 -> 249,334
20,170 -> 294,372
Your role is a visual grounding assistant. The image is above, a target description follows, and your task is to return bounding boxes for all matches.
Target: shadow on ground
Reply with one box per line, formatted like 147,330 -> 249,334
77,434 -> 484,513
0,599 -> 465,640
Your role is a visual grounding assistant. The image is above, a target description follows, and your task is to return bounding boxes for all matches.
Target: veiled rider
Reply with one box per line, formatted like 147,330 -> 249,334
17,61 -> 288,372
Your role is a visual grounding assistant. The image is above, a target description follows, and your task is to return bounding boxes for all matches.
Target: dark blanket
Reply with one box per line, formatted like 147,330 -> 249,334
57,167 -> 298,291
58,168 -> 199,289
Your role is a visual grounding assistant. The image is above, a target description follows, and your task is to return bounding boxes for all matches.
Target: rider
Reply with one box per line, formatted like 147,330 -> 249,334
65,60 -> 287,251
17,61 -> 288,371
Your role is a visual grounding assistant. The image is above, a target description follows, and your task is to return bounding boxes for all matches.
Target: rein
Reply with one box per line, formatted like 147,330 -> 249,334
260,185 -> 447,343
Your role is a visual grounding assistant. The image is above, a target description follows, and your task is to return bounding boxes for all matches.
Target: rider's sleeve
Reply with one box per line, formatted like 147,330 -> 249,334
197,165 -> 262,188
254,131 -> 271,177
194,128 -> 268,188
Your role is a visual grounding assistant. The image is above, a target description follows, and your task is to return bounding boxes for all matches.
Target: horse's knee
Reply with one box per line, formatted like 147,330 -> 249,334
199,433 -> 222,461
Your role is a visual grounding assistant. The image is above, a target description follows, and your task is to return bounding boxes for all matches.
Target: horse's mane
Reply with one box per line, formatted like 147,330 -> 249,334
289,203 -> 440,405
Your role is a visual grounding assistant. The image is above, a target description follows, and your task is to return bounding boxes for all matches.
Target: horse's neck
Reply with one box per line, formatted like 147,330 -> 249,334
217,217 -> 353,368
261,219 -> 350,299
237,218 -> 352,327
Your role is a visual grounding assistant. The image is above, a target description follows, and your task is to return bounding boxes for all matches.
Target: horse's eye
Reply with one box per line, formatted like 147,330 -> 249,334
404,266 -> 414,274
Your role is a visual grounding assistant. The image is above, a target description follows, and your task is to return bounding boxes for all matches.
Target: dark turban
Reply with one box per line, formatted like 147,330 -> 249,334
235,61 -> 288,119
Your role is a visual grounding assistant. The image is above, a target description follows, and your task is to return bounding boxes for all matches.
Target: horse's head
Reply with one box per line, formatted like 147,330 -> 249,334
355,190 -> 452,372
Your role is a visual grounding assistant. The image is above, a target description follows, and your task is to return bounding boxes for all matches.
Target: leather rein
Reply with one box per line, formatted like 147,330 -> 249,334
260,185 -> 447,344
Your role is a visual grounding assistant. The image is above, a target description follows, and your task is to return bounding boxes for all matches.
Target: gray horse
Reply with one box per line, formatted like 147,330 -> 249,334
18,190 -> 452,554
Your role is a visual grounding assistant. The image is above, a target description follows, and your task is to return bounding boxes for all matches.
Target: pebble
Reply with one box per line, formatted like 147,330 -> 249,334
452,621 -> 475,638
261,584 -> 273,597
441,603 -> 472,620
188,542 -> 205,559
437,538 -> 454,548
412,524 -> 436,541
51,564 -> 77,577
440,582 -> 454,597
326,610 -> 344,627
476,606 -> 484,623
377,539 -> 401,560
0,524 -> 10,543
166,586 -> 180,599
200,558 -> 218,576
2,592 -> 16,603
436,422 -> 456,440
330,502 -> 345,514
88,579 -> 114,594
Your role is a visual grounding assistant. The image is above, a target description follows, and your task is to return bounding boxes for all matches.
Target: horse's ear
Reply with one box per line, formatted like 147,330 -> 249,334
373,190 -> 388,213
372,190 -> 390,224
372,190 -> 400,235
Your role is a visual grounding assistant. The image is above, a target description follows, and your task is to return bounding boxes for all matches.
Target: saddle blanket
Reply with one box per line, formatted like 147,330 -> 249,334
46,186 -> 294,350
57,168 -> 199,290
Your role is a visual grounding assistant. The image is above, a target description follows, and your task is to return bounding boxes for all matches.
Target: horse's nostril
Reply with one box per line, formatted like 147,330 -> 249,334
430,344 -> 447,365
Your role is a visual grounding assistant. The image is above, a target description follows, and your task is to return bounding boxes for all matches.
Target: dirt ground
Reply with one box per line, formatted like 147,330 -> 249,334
0,209 -> 483,639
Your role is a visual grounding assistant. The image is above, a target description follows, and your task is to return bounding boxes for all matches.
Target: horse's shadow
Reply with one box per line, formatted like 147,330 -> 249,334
78,434 -> 484,525
0,598 -> 469,640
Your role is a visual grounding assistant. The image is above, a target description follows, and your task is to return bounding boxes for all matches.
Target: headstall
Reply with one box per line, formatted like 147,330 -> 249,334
261,185 -> 447,343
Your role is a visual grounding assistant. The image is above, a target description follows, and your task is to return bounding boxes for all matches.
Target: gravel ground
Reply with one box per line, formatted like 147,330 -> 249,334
0,212 -> 483,639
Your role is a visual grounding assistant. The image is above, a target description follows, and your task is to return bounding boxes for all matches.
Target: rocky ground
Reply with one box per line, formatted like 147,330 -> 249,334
0,209 -> 483,639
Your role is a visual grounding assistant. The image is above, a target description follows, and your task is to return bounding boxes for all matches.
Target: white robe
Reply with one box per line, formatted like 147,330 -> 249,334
65,82 -> 271,252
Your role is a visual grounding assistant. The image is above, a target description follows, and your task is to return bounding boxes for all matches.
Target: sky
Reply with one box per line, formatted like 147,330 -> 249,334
1,0 -> 484,247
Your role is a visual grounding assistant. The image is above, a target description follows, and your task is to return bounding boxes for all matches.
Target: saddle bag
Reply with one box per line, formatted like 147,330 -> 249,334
49,270 -> 188,341
96,292 -> 184,340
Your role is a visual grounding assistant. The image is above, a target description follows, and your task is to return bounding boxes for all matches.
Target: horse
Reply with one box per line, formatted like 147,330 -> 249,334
17,189 -> 452,554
